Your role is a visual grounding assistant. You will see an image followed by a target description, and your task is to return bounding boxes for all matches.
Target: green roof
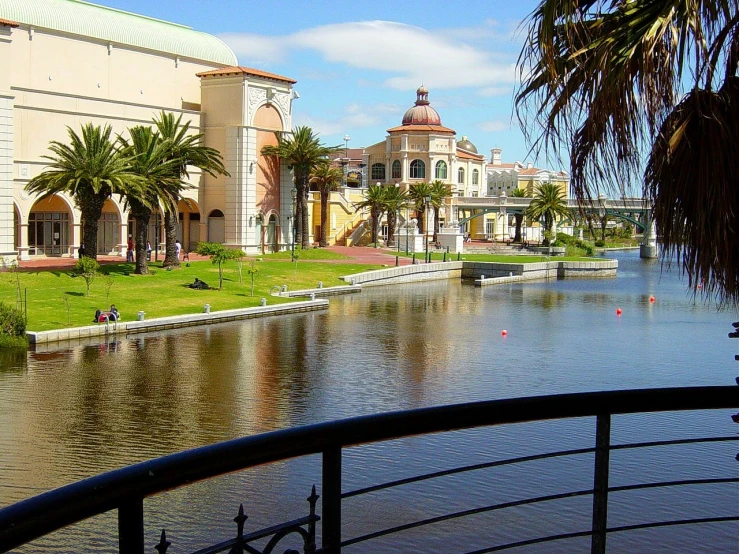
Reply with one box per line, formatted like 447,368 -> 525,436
1,0 -> 237,65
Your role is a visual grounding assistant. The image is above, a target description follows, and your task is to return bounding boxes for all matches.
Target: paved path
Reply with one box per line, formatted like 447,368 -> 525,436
15,246 -> 411,271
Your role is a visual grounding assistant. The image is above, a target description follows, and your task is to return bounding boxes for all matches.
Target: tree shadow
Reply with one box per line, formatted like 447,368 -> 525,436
64,291 -> 84,297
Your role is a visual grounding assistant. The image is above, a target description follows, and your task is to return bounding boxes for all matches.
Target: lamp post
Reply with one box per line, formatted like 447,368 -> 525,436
425,194 -> 431,263
291,187 -> 297,258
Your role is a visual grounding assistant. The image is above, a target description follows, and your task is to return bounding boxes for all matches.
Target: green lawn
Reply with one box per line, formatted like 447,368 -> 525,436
3,257 -> 379,332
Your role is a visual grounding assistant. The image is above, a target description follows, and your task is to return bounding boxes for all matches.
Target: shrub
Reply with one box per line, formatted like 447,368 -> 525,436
595,239 -> 606,247
0,302 -> 26,338
75,257 -> 100,296
555,232 -> 577,245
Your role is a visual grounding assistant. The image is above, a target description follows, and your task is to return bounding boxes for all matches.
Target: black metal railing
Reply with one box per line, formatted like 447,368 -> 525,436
0,386 -> 737,553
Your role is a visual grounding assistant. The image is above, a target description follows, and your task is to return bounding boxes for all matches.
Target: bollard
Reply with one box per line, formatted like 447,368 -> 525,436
310,293 -> 316,300
412,253 -> 416,265
509,271 -> 513,277
282,284 -> 288,293
443,251 -> 447,262
137,310 -> 145,321
481,275 -> 485,280
395,256 -> 399,267
318,281 -> 323,289
260,298 -> 267,306
204,304 -> 210,314
457,252 -> 461,261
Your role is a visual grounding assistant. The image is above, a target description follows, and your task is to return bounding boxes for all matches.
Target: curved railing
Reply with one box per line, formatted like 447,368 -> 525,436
0,386 -> 737,553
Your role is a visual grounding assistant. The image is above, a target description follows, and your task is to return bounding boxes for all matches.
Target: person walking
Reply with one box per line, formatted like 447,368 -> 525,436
146,240 -> 152,261
175,240 -> 182,260
126,235 -> 134,262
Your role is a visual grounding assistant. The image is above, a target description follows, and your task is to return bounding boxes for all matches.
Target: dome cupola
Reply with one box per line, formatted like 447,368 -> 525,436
401,86 -> 442,126
457,136 -> 478,153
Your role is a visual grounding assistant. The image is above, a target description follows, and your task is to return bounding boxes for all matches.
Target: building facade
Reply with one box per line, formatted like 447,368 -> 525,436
0,0 -> 296,263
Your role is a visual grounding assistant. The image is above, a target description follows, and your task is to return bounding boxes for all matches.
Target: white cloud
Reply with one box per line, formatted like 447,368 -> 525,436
220,20 -> 516,93
478,86 -> 512,97
478,120 -> 510,132
294,102 -> 403,138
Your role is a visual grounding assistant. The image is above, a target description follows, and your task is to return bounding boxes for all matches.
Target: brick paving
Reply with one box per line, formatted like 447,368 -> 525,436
14,246 -> 411,271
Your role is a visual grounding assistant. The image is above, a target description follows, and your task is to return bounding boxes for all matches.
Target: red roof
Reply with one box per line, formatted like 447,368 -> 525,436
196,66 -> 296,84
0,18 -> 19,27
386,124 -> 456,134
457,148 -> 484,161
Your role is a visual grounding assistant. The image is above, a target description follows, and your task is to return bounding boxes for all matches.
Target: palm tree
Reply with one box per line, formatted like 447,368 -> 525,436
261,127 -> 341,249
510,187 -> 527,243
310,161 -> 343,247
25,124 -> 142,259
118,126 -> 184,275
383,185 -> 408,248
524,183 -> 569,245
153,112 -> 228,267
429,180 -> 451,241
516,0 -> 739,303
354,184 -> 387,246
407,182 -> 433,235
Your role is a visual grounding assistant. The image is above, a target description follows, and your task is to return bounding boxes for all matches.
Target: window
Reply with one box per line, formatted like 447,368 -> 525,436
435,160 -> 447,180
371,163 -> 386,180
410,159 -> 425,179
472,169 -> 479,185
458,167 -> 465,184
392,160 -> 401,179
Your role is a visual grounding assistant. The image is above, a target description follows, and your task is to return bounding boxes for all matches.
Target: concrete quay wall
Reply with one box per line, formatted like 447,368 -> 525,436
344,259 -> 617,287
27,299 -> 329,345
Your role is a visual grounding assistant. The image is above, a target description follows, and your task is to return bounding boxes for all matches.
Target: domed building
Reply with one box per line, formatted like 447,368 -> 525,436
362,87 -> 486,206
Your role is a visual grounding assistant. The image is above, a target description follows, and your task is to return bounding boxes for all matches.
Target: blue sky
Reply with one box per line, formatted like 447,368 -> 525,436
95,0 -> 548,166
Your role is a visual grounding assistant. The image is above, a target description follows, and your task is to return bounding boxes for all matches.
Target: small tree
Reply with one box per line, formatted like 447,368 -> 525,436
75,256 -> 99,296
246,260 -> 259,297
195,242 -> 245,290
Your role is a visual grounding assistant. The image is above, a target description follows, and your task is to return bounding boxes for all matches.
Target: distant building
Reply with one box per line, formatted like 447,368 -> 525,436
486,148 -> 569,198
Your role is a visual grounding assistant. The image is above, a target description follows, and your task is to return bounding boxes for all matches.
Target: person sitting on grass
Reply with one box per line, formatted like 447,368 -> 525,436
188,277 -> 210,290
109,304 -> 120,321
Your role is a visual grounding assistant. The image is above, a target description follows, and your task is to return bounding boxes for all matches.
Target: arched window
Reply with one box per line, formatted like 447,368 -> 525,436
410,159 -> 425,179
392,160 -> 401,179
435,160 -> 447,180
371,163 -> 386,180
458,167 -> 465,184
472,169 -> 479,185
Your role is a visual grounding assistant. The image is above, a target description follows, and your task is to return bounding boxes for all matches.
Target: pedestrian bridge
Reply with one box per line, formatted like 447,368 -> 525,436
455,196 -> 651,230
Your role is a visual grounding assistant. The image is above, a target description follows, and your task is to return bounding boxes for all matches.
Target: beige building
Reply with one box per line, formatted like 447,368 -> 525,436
363,87 -> 486,198
486,148 -> 570,198
0,0 -> 297,263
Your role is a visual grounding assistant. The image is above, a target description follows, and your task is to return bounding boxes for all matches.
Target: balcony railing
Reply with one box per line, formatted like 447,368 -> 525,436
0,386 -> 737,553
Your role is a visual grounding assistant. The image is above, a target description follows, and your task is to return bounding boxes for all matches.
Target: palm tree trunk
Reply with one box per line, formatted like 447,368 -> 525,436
319,188 -> 329,247
163,211 -> 180,267
514,214 -> 523,242
433,206 -> 440,241
387,211 -> 397,247
129,202 -> 151,275
79,196 -> 105,260
417,209 -> 425,237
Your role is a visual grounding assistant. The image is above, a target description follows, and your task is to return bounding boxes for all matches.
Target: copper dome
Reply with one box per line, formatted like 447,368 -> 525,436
457,136 -> 478,153
401,86 -> 442,126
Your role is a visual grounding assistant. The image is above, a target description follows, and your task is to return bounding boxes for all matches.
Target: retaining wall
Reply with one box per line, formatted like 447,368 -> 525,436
27,299 -> 329,345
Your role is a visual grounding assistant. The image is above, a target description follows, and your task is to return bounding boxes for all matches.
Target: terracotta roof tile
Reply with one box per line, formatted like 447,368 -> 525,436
386,124 -> 456,134
0,18 -> 19,27
457,148 -> 484,161
196,66 -> 296,84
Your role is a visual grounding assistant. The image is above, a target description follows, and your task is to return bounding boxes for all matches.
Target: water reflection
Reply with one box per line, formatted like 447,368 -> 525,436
0,251 -> 737,552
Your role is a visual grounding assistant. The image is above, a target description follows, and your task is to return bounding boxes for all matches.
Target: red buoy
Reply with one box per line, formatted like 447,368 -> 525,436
649,296 -> 655,303
501,330 -> 508,337
616,308 -> 622,315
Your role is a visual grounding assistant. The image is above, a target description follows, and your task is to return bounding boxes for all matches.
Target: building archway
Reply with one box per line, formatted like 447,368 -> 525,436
96,199 -> 121,255
13,203 -> 20,252
28,195 -> 73,256
208,209 -> 225,243
266,213 -> 278,253
178,199 -> 201,251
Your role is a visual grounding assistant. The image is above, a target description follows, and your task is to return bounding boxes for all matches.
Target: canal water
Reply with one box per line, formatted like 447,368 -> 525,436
0,251 -> 737,552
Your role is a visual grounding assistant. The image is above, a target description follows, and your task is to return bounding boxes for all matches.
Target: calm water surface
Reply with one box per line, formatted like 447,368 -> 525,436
0,251 -> 737,552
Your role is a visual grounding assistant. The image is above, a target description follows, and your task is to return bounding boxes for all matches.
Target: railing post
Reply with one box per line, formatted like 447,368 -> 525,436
591,414 -> 611,554
322,446 -> 342,554
118,497 -> 145,554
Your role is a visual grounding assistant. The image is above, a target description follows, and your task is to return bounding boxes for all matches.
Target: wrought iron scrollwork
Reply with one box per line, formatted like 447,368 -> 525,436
155,486 -> 319,554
